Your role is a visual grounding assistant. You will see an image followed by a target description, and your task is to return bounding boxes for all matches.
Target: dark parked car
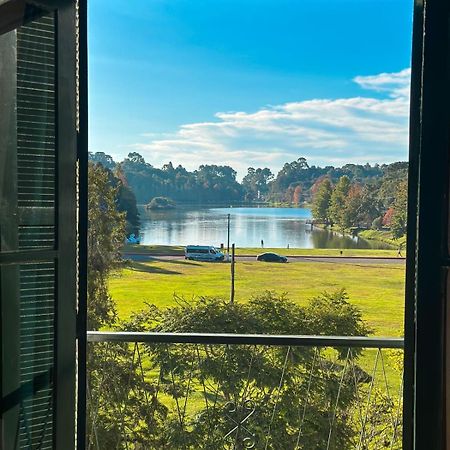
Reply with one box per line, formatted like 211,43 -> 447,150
256,252 -> 288,263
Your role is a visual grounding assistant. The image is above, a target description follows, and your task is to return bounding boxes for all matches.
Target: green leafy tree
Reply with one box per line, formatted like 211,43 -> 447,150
113,164 -> 140,236
126,151 -> 148,166
116,183 -> 140,236
88,162 -> 126,330
87,156 -> 140,237
329,176 -> 351,230
344,184 -> 363,228
377,163 -> 408,209
391,180 -> 408,238
343,184 -> 381,229
87,163 -> 140,449
242,167 -> 274,200
311,178 -> 333,224
357,185 -> 382,227
89,151 -> 116,170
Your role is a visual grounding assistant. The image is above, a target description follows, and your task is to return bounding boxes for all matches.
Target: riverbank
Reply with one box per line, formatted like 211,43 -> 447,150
358,229 -> 406,249
122,244 -> 401,258
313,224 -> 406,251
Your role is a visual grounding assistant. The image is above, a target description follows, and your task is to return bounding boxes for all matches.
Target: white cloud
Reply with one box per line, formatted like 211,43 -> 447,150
353,68 -> 411,98
133,68 -> 411,178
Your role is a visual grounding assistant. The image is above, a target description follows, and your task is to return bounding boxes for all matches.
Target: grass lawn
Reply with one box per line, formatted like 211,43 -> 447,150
123,244 -> 401,258
109,259 -> 405,337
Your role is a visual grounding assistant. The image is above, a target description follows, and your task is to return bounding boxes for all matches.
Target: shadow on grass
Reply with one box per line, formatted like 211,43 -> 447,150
149,257 -> 202,267
129,261 -> 182,275
123,244 -> 184,255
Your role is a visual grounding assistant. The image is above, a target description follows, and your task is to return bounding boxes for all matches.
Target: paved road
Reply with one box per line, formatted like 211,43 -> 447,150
123,253 -> 406,265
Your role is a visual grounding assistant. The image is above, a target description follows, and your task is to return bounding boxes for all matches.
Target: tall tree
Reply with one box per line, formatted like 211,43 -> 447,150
329,176 -> 351,230
87,164 -> 139,450
311,178 -> 333,223
391,180 -> 408,238
344,184 -> 363,228
342,184 -> 381,228
88,151 -> 116,170
292,185 -> 302,205
355,185 -> 382,228
114,164 -> 140,236
88,162 -> 126,330
126,152 -> 148,166
242,167 -> 274,200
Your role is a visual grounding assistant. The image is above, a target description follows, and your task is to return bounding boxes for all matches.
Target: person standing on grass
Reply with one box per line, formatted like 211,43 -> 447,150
261,239 -> 264,248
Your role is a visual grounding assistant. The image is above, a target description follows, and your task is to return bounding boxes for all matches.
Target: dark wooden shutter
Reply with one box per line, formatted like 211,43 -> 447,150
403,0 -> 450,447
0,3 -> 79,449
16,19 -> 57,446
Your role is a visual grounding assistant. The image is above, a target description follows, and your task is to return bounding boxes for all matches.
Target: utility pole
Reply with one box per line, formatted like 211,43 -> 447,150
230,243 -> 235,304
227,213 -> 231,255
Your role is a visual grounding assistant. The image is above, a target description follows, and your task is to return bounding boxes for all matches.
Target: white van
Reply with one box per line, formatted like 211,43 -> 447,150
185,245 -> 225,261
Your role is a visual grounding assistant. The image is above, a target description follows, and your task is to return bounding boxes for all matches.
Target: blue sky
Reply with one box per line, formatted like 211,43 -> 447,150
89,0 -> 413,177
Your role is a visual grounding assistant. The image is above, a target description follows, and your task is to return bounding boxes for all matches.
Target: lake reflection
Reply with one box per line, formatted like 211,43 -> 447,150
139,207 -> 392,249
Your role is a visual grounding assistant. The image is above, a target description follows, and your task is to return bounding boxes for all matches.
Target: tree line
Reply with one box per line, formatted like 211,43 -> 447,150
311,173 -> 407,238
90,152 -> 243,205
90,152 -> 406,202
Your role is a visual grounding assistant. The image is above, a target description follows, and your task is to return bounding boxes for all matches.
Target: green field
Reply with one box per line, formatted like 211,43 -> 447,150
110,258 -> 405,337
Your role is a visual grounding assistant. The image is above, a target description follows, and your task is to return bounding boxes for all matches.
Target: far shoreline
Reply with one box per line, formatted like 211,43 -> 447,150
137,202 -> 311,208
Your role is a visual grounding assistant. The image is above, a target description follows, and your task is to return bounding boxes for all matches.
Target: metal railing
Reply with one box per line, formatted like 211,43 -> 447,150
86,332 -> 404,450
87,331 -> 404,348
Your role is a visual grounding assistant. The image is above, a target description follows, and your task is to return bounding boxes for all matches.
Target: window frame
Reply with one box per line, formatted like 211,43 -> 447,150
403,0 -> 450,447
3,0 -> 450,447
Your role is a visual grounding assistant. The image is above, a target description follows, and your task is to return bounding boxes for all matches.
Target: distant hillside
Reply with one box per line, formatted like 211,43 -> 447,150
88,152 -> 407,215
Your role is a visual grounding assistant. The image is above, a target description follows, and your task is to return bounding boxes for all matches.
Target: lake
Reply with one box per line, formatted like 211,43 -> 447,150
138,206 -> 392,249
